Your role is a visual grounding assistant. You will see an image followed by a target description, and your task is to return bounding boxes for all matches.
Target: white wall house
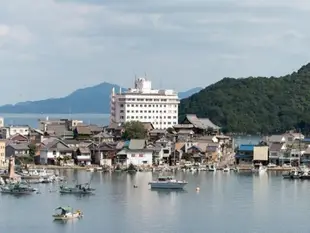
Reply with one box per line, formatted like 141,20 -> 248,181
1,125 -> 30,139
110,77 -> 180,129
117,148 -> 153,166
40,139 -> 73,164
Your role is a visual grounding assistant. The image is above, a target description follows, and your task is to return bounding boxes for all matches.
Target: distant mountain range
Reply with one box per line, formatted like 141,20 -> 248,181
0,83 -> 202,114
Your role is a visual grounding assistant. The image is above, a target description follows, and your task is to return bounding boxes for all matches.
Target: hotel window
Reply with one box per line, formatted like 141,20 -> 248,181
148,105 -> 151,107
131,104 -> 134,107
131,116 -> 134,119
144,104 -> 147,107
120,110 -> 124,113
120,104 -> 124,107
173,116 -> 177,119
140,105 -> 143,107
136,105 -> 139,107
140,110 -> 143,113
120,116 -> 124,119
131,110 -> 134,113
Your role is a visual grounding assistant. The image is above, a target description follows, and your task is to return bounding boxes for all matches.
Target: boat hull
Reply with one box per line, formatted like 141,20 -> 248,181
148,182 -> 187,189
53,212 -> 82,220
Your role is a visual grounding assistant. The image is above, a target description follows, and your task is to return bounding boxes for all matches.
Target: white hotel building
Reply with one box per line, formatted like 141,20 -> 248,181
110,77 -> 180,129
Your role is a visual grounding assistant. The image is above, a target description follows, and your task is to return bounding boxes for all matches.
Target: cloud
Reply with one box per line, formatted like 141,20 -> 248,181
0,0 -> 309,105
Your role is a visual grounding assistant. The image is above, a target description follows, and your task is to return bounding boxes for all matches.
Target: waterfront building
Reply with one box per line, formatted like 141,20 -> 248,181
110,77 -> 179,129
0,117 -> 3,128
1,125 -> 30,139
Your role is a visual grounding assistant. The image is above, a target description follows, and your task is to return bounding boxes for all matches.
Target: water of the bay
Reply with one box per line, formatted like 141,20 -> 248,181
1,171 -> 309,233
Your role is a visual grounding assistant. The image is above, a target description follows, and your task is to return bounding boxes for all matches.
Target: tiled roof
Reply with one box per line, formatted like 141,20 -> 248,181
185,114 -> 220,130
269,143 -> 284,152
7,143 -> 29,150
75,126 -> 92,135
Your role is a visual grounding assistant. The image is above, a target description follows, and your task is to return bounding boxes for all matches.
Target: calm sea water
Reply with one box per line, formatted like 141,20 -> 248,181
0,113 -> 110,128
0,171 -> 309,233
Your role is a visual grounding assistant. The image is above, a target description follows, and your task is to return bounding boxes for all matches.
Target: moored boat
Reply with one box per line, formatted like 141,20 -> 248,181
53,206 -> 83,220
0,182 -> 37,194
59,183 -> 95,194
208,163 -> 217,172
148,176 -> 187,189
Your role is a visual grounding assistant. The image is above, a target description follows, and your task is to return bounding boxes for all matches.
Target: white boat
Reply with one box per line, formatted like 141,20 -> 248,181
86,168 -> 94,172
53,206 -> 83,220
259,165 -> 267,175
59,183 -> 95,194
208,164 -> 217,172
223,166 -> 230,172
148,176 -> 187,189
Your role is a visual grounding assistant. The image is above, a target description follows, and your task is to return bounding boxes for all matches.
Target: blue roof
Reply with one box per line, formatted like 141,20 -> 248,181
238,144 -> 255,152
303,138 -> 310,142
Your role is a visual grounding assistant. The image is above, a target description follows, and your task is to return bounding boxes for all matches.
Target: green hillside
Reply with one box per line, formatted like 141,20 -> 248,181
179,63 -> 310,134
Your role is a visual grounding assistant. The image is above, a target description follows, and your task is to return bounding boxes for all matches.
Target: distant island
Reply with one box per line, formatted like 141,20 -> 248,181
0,82 -> 202,114
179,63 -> 310,135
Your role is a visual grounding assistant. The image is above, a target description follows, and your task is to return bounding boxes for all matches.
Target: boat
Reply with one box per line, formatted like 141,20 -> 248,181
53,206 -> 83,220
86,167 -> 94,172
59,183 -> 95,194
0,182 -> 37,194
39,176 -> 53,183
148,176 -> 187,189
208,163 -> 217,172
223,166 -> 230,172
283,169 -> 300,179
258,165 -> 267,175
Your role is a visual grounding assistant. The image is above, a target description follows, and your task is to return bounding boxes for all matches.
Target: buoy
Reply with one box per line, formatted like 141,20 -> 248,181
196,187 -> 200,192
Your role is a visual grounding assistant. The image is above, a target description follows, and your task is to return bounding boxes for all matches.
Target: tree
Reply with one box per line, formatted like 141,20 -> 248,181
122,121 -> 147,140
29,144 -> 36,158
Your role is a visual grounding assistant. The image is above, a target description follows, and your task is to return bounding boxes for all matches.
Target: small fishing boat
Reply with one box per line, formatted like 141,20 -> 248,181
86,168 -> 94,172
1,182 -> 37,194
59,183 -> 95,194
53,206 -> 83,220
283,169 -> 300,179
208,163 -> 217,172
223,166 -> 230,172
148,176 -> 187,189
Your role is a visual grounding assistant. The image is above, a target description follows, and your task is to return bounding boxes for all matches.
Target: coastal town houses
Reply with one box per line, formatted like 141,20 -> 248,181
89,142 -> 117,166
301,147 -> 310,166
40,138 -> 73,164
0,140 -> 6,167
116,139 -> 153,166
7,133 -> 29,143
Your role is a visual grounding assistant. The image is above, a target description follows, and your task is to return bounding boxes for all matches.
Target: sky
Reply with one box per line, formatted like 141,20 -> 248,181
0,0 -> 310,105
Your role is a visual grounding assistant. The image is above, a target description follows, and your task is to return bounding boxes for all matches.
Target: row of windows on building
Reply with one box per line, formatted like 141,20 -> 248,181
122,115 -> 177,119
120,104 -> 178,108
118,98 -> 176,102
120,115 -> 177,125
121,110 -> 177,114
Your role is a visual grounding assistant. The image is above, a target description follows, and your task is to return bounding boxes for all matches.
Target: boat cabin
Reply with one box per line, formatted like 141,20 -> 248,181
158,176 -> 174,181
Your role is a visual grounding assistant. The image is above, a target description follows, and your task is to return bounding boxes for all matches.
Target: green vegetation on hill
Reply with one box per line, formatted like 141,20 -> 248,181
179,63 -> 310,134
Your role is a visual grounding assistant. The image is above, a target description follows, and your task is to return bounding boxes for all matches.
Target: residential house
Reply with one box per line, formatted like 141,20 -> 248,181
253,146 -> 269,165
75,147 -> 91,165
269,143 -> 286,165
7,133 -> 29,143
235,144 -> 255,165
44,124 -> 73,139
155,137 -> 173,163
116,139 -> 153,166
1,125 -> 30,139
279,148 -> 301,166
0,140 -> 6,167
105,122 -> 124,140
6,142 -> 30,158
267,135 -> 287,144
40,139 -> 73,164
73,126 -> 92,140
301,147 -> 310,166
93,132 -> 114,144
28,128 -> 44,143
149,129 -> 167,141
63,139 -> 80,148
39,118 -> 83,132
89,142 -> 117,165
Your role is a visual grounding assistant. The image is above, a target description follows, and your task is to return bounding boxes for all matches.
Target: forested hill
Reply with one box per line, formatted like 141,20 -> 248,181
179,63 -> 310,134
